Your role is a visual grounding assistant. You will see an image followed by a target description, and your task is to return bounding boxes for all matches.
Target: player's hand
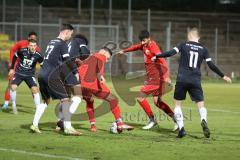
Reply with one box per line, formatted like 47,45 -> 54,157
9,69 -> 15,77
165,77 -> 172,84
117,50 -> 124,55
223,76 -> 232,83
151,56 -> 157,62
75,58 -> 83,66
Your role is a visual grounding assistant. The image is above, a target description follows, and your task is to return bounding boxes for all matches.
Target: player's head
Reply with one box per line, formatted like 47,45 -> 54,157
139,30 -> 150,46
28,31 -> 38,41
74,33 -> 88,45
99,47 -> 113,62
187,27 -> 200,42
28,39 -> 37,53
59,24 -> 74,41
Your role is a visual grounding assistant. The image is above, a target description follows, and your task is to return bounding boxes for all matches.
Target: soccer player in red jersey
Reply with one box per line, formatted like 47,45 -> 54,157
78,47 -> 133,133
118,30 -> 176,130
2,32 -> 40,110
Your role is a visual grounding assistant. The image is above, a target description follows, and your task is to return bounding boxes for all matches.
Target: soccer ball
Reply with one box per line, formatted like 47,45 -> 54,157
110,122 -> 118,134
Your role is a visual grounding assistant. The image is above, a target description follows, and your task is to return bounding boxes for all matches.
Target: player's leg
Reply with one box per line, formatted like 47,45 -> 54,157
30,76 -> 49,133
104,93 -> 134,132
153,96 -> 177,131
189,83 -> 210,138
136,89 -> 157,130
60,98 -> 82,136
2,82 -> 11,109
84,97 -> 96,132
68,84 -> 82,115
197,101 -> 210,138
173,82 -> 188,138
153,96 -> 174,118
10,84 -> 18,114
10,74 -> 23,114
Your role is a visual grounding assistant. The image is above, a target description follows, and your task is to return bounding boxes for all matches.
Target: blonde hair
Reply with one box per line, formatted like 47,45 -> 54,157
188,27 -> 200,39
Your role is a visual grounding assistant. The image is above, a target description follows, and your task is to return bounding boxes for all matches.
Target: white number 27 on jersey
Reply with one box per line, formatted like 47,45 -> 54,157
189,51 -> 198,68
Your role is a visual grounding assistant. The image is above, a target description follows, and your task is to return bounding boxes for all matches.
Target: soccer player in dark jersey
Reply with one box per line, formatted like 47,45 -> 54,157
78,47 -> 134,133
152,27 -> 232,138
31,24 -> 82,135
118,30 -> 175,130
2,32 -> 40,110
9,39 -> 43,114
55,33 -> 93,132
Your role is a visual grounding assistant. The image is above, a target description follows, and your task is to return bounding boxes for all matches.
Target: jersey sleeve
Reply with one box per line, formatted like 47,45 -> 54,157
79,39 -> 90,60
61,43 -> 71,60
9,42 -> 21,64
203,48 -> 212,62
10,51 -> 20,69
37,53 -> 44,64
123,43 -> 143,53
173,42 -> 184,53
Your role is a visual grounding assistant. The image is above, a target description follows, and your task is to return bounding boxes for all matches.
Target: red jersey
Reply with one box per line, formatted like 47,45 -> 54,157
9,40 -> 41,67
78,53 -> 106,90
123,40 -> 169,83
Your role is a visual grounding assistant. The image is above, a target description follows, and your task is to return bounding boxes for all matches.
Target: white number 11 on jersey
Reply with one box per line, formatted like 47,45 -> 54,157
189,51 -> 198,68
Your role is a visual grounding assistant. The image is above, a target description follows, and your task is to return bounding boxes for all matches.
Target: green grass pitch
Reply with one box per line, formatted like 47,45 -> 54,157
0,79 -> 240,160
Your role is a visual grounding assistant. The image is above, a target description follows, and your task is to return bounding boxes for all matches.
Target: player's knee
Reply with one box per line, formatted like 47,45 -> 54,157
31,87 -> 39,94
136,96 -> 144,102
11,85 -> 17,91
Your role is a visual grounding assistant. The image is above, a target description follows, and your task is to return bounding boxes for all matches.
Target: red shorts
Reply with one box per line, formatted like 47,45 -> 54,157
82,83 -> 110,99
140,81 -> 173,96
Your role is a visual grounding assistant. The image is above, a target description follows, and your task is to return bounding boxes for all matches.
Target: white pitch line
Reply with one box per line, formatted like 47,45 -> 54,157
0,148 -> 85,160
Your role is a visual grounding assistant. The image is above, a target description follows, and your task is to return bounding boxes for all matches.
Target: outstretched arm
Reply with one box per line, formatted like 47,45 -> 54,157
151,47 -> 178,61
118,43 -> 142,54
206,60 -> 231,83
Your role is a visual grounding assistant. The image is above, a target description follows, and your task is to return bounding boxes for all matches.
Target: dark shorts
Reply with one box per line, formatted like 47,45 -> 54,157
174,81 -> 204,102
38,71 -> 69,101
11,73 -> 37,88
64,72 -> 80,86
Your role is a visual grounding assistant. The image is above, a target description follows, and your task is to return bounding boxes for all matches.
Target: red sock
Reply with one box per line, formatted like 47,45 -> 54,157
4,88 -> 10,101
156,101 -> 174,117
138,99 -> 154,118
109,99 -> 121,120
86,100 -> 95,124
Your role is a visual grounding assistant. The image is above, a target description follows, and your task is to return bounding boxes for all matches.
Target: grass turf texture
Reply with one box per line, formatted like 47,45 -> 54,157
0,79 -> 240,160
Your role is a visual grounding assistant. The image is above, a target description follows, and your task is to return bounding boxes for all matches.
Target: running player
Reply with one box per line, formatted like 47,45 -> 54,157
152,27 -> 232,138
9,39 -> 43,114
2,32 -> 40,110
31,24 -> 82,136
118,30 -> 175,130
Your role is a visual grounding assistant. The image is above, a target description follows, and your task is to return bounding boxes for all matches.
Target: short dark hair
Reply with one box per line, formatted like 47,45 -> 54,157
138,30 -> 150,41
74,33 -> 88,45
28,31 -> 37,37
60,23 -> 74,31
102,46 -> 113,56
28,39 -> 37,44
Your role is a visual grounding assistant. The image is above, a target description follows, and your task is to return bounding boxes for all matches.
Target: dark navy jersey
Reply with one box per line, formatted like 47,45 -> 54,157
174,41 -> 211,83
13,48 -> 43,76
41,38 -> 70,74
68,37 -> 90,60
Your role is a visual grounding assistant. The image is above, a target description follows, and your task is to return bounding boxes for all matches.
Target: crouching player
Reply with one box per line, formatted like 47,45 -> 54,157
78,47 -> 134,133
9,39 -> 43,114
